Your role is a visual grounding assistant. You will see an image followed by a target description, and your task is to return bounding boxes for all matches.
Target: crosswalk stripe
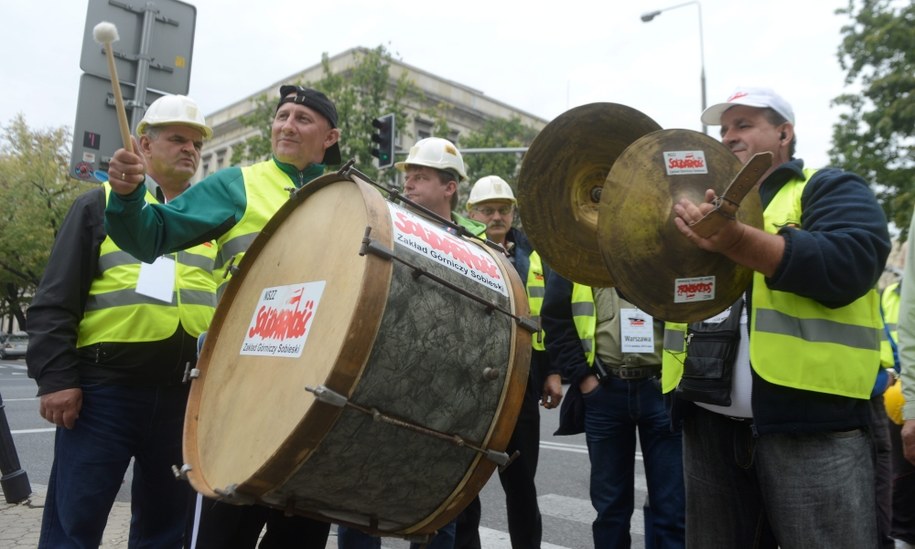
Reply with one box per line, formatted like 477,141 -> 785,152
540,440 -> 588,453
478,526 -> 570,549
539,493 -> 646,535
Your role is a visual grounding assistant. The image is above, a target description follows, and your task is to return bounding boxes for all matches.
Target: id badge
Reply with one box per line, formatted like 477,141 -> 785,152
620,308 -> 654,353
136,256 -> 175,303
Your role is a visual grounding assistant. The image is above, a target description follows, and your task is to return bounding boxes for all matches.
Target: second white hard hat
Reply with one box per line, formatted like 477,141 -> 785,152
467,175 -> 516,210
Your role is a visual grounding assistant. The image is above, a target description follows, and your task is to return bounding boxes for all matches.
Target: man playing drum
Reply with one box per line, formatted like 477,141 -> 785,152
105,85 -> 341,548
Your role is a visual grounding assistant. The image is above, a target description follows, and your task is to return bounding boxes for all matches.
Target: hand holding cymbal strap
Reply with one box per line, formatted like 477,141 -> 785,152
689,152 -> 772,238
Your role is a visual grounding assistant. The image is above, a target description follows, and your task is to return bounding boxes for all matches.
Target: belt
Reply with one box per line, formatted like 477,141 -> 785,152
606,365 -> 661,380
594,357 -> 661,381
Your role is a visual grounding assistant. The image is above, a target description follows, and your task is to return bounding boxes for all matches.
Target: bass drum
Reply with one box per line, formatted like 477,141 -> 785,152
183,171 -> 531,538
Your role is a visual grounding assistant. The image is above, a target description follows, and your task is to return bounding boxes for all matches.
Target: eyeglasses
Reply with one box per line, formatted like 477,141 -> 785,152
474,205 -> 514,216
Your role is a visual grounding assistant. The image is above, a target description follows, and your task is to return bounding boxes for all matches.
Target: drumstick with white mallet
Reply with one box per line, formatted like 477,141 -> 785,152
93,22 -> 134,154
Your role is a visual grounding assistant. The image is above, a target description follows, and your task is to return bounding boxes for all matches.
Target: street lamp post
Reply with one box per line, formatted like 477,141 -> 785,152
641,1 -> 707,134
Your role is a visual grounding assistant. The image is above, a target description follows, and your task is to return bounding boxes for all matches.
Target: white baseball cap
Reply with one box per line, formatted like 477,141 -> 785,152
701,86 -> 795,126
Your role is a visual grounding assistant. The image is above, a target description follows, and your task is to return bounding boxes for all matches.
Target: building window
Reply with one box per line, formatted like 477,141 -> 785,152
415,119 -> 433,141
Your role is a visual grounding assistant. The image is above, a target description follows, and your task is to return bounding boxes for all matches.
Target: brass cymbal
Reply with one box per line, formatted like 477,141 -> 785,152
598,129 -> 764,322
518,103 -> 661,287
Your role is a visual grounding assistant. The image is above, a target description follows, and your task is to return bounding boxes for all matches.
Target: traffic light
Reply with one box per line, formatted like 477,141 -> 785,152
371,113 -> 396,169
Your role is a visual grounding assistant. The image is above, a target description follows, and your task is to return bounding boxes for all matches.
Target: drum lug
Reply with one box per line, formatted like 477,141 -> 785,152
172,463 -> 192,480
182,361 -> 201,383
214,484 -> 257,505
359,227 -> 394,261
223,256 -> 240,279
489,449 -> 520,472
305,384 -> 348,408
517,316 -> 539,334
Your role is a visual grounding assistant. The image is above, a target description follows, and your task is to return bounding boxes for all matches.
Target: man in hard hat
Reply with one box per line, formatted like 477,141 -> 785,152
456,175 -> 562,548
104,84 -> 340,548
397,136 -> 485,236
668,86 -> 890,547
27,94 -> 218,548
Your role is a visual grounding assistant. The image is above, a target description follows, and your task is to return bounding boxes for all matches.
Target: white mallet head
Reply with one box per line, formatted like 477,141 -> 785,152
93,22 -> 120,45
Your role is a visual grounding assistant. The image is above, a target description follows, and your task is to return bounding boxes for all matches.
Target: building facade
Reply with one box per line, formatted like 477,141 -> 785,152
197,47 -> 548,179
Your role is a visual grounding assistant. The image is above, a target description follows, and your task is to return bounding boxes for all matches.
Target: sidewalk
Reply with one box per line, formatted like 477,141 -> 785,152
0,485 -> 132,547
0,486 -> 344,548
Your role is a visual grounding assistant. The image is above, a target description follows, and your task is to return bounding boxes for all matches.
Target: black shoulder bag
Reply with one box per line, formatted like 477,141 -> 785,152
676,297 -> 743,406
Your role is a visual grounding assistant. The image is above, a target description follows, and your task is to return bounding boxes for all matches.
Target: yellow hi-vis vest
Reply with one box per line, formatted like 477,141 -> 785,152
213,161 -> 294,297
662,168 -> 882,399
77,185 -> 217,347
880,282 -> 901,369
571,283 -> 596,366
661,322 -> 688,394
527,251 -> 547,351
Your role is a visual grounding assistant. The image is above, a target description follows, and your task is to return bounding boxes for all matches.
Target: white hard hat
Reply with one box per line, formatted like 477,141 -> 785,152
467,175 -> 516,210
137,94 -> 212,139
394,137 -> 467,181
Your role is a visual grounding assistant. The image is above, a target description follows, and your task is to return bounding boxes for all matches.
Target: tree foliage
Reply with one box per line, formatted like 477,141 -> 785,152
458,116 -> 540,204
831,0 -> 915,237
0,115 -> 94,330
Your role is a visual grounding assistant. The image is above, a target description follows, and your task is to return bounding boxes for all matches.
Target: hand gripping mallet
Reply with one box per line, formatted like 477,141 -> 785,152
92,22 -> 134,153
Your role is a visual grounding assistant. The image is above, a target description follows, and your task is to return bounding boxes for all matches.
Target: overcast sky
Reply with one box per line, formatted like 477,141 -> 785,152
2,0 -> 856,168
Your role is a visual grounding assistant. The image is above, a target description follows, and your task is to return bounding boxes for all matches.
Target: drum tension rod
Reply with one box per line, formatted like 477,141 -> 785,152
359,226 -> 537,335
305,384 -> 517,469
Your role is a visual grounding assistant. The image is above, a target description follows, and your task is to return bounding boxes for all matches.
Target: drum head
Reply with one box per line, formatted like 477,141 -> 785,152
184,173 -> 393,498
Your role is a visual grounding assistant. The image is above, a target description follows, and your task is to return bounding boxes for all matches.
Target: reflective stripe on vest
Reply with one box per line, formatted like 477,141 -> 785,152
880,282 -> 901,369
527,251 -> 547,351
77,185 -> 217,346
750,168 -> 881,399
571,283 -> 596,366
213,161 -> 295,299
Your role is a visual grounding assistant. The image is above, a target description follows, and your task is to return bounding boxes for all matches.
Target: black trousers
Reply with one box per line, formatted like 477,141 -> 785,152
455,384 -> 543,549
186,494 -> 330,549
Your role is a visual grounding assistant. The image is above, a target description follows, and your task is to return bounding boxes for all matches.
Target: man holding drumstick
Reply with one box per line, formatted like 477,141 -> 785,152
105,85 -> 341,548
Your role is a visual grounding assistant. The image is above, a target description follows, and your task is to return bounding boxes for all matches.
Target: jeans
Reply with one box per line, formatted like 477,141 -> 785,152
683,405 -> 877,549
337,522 -> 455,549
583,376 -> 685,548
39,383 -> 190,548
